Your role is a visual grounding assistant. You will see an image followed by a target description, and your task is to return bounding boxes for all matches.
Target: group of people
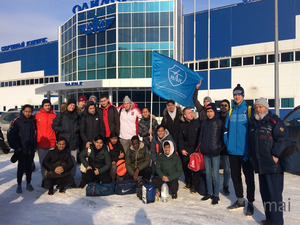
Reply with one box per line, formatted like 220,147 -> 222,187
0,83 -> 294,225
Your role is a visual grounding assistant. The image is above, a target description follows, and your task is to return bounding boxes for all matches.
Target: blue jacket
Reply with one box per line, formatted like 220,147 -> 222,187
224,100 -> 250,159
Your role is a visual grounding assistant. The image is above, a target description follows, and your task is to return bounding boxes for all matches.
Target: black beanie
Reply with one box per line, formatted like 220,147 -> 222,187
67,98 -> 76,106
233,84 -> 244,97
42,99 -> 51,107
206,103 -> 217,115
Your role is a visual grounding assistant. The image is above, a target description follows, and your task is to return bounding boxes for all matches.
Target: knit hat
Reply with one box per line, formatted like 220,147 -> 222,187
86,101 -> 95,109
42,99 -> 51,107
206,103 -> 217,115
89,95 -> 97,101
67,98 -> 76,106
203,96 -> 212,103
123,95 -> 131,103
255,97 -> 269,109
78,95 -> 87,102
233,84 -> 244,97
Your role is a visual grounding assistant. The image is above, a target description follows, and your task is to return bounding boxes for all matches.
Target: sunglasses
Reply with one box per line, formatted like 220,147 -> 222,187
220,104 -> 228,107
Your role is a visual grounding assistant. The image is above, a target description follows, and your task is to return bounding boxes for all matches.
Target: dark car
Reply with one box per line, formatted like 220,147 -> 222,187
283,105 -> 300,149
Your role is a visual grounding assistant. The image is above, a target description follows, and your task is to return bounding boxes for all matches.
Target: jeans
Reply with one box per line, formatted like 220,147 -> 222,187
38,148 -> 53,179
69,149 -> 78,178
204,155 -> 220,197
220,154 -> 231,187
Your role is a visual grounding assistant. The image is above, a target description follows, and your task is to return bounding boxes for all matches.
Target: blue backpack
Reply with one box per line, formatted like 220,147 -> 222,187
142,183 -> 155,204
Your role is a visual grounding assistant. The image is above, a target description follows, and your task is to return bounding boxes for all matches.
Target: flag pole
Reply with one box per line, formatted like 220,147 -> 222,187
150,91 -> 153,139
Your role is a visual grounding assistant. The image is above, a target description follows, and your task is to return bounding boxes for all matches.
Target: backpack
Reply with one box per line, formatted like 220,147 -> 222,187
7,117 -> 21,150
228,105 -> 252,123
188,144 -> 205,172
142,183 -> 155,204
116,159 -> 127,177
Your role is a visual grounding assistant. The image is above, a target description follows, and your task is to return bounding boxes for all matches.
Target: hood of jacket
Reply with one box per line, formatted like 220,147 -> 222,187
129,141 -> 145,151
162,140 -> 175,157
155,129 -> 171,142
60,102 -> 81,115
163,106 -> 182,117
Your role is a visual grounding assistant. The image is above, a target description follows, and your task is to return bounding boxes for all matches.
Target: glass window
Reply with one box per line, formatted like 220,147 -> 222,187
146,67 -> 152,78
160,1 -> 169,12
107,68 -> 116,79
231,58 -> 241,67
132,43 -> 145,50
160,12 -> 169,27
87,34 -> 95,47
50,77 -> 54,83
255,55 -> 266,64
9,81 -> 12,86
55,77 -> 58,82
132,68 -> 145,78
119,51 -> 131,66
210,60 -> 218,69
87,55 -> 96,69
78,49 -> 86,55
132,13 -> 145,27
132,28 -> 145,42
220,59 -> 230,68
97,69 -> 106,79
17,80 -> 21,86
107,4 -> 116,15
34,79 -> 39,84
78,12 -> 86,21
281,52 -> 294,62
97,46 -> 105,53
199,61 -> 208,70
107,29 -> 116,44
78,35 -> 86,49
97,32 -> 105,46
107,44 -> 116,52
281,98 -> 294,108
146,28 -> 159,42
97,53 -> 106,68
133,2 -> 145,12
119,29 -> 131,42
243,57 -> 253,65
78,71 -> 86,80
146,13 -> 159,26
119,2 -> 131,13
45,78 -> 49,84
107,52 -> 116,68
87,48 -> 96,54
146,51 -> 152,66
160,42 -> 169,50
25,80 -> 29,85
119,14 -> 131,27
189,63 -> 194,70
160,28 -> 169,42
78,56 -> 86,70
87,70 -> 96,80
132,51 -> 145,66
268,99 -> 275,107
146,2 -> 159,12
119,68 -> 131,78
21,80 -> 25,85
296,51 -> 300,61
87,9 -> 95,19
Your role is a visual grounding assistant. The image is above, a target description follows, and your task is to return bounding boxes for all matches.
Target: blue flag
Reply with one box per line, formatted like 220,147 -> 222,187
152,52 -> 203,107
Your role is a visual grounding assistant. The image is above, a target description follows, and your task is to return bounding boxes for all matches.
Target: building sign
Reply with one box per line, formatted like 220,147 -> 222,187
1,37 -> 48,52
78,16 -> 115,34
73,0 -> 127,14
65,81 -> 84,86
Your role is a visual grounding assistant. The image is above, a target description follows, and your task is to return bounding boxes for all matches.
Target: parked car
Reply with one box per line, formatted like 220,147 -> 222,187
283,105 -> 300,149
0,110 -> 20,142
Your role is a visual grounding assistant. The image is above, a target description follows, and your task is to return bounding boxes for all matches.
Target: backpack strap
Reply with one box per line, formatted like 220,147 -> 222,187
247,105 -> 252,122
228,107 -> 233,119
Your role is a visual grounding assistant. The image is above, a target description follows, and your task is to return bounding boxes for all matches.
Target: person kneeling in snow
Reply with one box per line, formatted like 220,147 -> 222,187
152,141 -> 183,199
42,137 -> 74,195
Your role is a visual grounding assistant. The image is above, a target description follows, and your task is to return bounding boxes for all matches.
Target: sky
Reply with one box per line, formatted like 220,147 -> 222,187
0,0 -> 242,47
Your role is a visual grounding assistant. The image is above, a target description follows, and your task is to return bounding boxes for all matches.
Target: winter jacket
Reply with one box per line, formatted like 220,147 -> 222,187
79,145 -> 111,174
156,141 -> 183,181
125,142 -> 150,176
161,106 -> 182,145
42,147 -> 74,173
224,100 -> 251,159
35,108 -> 56,149
99,102 -> 120,137
119,103 -> 141,140
178,116 -> 200,155
218,112 -> 229,155
150,129 -> 176,163
52,103 -> 81,150
80,110 -> 105,145
249,111 -> 293,174
7,111 -> 36,153
138,116 -> 158,149
107,141 -> 125,163
199,117 -> 224,157
193,88 -> 207,123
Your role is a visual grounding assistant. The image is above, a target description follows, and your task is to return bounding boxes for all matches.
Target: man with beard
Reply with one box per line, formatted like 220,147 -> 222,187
249,98 -> 293,225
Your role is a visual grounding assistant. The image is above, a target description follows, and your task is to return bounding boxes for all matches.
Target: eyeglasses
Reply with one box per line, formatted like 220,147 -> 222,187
220,104 -> 228,107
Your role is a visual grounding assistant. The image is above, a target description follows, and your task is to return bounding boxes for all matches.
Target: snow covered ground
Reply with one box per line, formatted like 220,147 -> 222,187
0,152 -> 299,225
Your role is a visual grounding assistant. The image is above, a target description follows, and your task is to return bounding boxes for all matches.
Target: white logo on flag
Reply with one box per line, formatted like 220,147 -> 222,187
168,65 -> 187,87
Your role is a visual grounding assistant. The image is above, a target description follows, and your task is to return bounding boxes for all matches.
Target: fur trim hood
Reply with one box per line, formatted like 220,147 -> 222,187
60,102 -> 81,115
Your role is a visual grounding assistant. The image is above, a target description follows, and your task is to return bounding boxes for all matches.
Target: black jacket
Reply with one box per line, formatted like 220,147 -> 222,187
249,111 -> 293,174
79,145 -> 111,174
138,116 -> 158,149
42,147 -> 74,173
161,107 -> 182,145
99,103 -> 120,137
199,117 -> 224,157
7,111 -> 36,153
178,117 -> 200,155
80,110 -> 105,145
52,103 -> 80,150
108,141 -> 125,163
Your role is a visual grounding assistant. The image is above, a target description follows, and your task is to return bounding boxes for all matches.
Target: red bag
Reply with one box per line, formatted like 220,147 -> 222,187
188,144 -> 205,172
116,159 -> 127,177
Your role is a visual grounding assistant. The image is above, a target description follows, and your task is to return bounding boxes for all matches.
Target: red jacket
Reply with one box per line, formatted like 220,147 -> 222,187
35,108 -> 57,149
